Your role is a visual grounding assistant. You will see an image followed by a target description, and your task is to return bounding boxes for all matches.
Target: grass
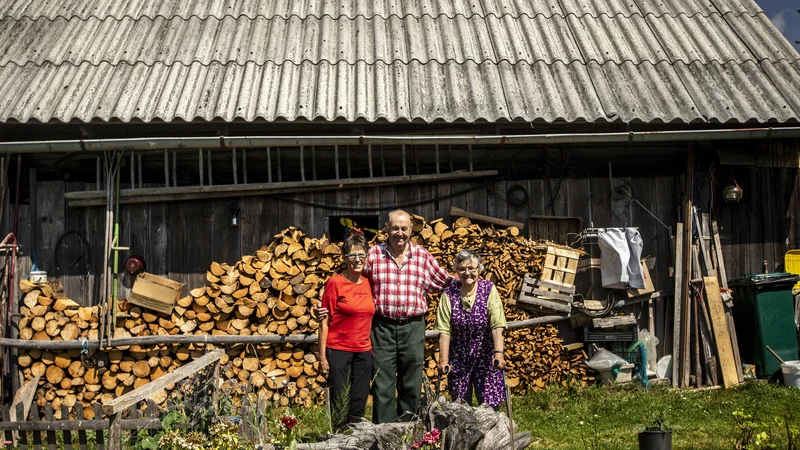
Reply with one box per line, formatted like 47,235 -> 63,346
255,380 -> 800,449
10,382 -> 799,450
515,381 -> 800,450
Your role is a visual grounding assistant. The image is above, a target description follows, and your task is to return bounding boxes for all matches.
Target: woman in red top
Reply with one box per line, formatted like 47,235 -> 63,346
319,229 -> 375,431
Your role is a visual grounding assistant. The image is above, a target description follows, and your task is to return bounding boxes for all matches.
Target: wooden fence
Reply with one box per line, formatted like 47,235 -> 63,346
0,350 -> 223,450
0,401 -> 163,450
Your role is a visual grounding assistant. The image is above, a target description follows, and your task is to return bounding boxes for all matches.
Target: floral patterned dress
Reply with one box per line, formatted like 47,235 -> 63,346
446,279 -> 505,407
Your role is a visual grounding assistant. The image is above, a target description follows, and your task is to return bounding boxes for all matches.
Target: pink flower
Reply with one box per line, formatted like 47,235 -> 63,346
429,428 -> 441,441
411,442 -> 422,449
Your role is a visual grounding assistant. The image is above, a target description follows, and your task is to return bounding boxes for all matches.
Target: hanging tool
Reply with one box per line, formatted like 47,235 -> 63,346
494,359 -> 516,450
324,380 -> 332,434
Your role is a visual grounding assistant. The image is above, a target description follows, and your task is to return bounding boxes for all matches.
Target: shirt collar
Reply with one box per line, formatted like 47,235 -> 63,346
379,241 -> 416,259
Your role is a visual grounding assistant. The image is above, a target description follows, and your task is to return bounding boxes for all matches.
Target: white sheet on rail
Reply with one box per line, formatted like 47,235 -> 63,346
597,228 -> 644,289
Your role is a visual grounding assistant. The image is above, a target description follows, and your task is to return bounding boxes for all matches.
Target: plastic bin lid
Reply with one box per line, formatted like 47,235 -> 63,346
728,272 -> 800,287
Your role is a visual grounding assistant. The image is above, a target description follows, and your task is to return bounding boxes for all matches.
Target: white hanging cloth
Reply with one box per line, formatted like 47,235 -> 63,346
597,228 -> 644,289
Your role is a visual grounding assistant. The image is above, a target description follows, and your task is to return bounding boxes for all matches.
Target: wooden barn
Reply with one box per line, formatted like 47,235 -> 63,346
0,0 -> 799,408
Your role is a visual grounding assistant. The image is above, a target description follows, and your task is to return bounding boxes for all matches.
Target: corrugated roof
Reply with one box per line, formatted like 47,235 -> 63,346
0,0 -> 797,124
0,0 -> 765,20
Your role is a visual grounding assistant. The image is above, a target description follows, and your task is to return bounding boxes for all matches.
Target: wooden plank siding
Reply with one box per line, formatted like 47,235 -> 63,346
13,169 -> 799,350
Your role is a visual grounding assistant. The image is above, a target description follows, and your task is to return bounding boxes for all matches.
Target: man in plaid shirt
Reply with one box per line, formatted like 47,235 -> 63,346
316,209 -> 454,424
364,210 -> 453,423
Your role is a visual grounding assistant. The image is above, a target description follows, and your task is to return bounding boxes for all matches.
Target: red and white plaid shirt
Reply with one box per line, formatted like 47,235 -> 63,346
363,242 -> 454,318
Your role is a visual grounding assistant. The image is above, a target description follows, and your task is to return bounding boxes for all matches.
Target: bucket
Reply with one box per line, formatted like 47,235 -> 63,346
597,363 -> 634,384
638,430 -> 672,450
30,270 -> 47,284
781,360 -> 800,389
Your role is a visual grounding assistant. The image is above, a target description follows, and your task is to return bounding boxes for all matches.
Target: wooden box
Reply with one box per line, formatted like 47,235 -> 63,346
129,272 -> 183,315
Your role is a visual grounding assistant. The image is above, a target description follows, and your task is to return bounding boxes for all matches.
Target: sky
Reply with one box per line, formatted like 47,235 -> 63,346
757,0 -> 800,51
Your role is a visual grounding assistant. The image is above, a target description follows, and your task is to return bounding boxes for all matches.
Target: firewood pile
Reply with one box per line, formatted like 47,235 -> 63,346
17,216 -> 588,418
17,227 -> 338,418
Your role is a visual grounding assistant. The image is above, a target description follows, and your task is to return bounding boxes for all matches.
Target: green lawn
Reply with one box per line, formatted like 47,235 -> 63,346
514,381 -> 800,450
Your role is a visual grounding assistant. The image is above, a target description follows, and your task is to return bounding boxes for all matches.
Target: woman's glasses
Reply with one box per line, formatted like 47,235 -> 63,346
345,253 -> 367,262
455,266 -> 478,274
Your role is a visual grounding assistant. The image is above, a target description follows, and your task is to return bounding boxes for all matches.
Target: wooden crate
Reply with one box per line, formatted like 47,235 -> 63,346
542,246 -> 580,286
513,246 -> 580,314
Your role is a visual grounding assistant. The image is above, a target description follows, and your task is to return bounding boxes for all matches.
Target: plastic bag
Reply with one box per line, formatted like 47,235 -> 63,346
638,329 -> 660,375
585,348 -> 628,371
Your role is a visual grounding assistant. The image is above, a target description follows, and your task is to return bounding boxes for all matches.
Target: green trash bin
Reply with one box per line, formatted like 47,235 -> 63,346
729,273 -> 800,379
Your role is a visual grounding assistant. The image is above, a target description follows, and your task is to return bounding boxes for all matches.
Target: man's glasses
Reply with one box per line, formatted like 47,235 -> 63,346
345,253 -> 367,262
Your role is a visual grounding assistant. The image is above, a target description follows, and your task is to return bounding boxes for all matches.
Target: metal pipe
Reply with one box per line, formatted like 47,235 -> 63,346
1,127 -> 800,153
0,314 -> 566,349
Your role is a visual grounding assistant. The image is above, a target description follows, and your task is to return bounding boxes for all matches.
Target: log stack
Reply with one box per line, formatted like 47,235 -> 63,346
18,217 -> 588,417
17,227 -> 337,418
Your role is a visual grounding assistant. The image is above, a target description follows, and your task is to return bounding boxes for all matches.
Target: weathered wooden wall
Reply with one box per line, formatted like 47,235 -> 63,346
13,166 -> 799,297
13,176 -> 685,305
6,148 -> 799,351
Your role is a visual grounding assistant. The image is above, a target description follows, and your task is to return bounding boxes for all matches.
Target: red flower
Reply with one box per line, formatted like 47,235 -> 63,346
281,416 -> 297,430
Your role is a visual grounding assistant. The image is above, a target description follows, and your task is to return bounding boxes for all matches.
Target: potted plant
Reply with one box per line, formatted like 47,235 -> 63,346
637,413 -> 673,450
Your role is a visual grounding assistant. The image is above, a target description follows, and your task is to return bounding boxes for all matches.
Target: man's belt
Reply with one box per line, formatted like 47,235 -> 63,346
376,314 -> 424,325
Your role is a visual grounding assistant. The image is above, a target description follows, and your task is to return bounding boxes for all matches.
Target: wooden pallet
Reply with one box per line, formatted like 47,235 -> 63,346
513,273 -> 575,314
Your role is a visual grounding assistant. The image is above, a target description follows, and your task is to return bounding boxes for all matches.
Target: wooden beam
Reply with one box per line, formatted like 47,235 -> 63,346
102,349 -> 223,415
9,375 -> 39,422
711,221 -> 728,288
66,171 -> 499,207
449,206 -> 524,229
693,207 -> 716,277
672,222 -> 684,388
703,277 -> 739,388
680,145 -> 695,388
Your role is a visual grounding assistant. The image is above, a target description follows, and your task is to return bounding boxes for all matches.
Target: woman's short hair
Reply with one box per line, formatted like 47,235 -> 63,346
453,249 -> 484,273
342,229 -> 368,254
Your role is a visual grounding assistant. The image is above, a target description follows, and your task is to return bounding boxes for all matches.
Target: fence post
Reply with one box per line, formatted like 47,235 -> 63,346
107,413 -> 121,450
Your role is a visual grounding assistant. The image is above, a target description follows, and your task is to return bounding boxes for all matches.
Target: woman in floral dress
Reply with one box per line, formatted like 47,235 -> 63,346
434,249 -> 508,407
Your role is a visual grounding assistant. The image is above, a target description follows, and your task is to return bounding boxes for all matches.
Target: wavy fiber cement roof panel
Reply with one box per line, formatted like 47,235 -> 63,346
5,12 -> 796,68
0,60 -> 797,124
0,0 -> 766,20
0,0 -> 568,20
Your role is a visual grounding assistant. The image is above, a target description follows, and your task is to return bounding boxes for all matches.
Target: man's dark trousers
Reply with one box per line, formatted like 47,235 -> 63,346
370,315 -> 425,424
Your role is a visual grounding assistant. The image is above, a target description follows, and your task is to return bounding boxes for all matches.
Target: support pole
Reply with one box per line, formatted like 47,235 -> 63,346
199,149 -> 204,187
300,146 -> 305,182
368,145 -> 373,178
334,145 -> 339,179
207,149 -> 213,186
267,147 -> 272,183
232,148 -> 238,185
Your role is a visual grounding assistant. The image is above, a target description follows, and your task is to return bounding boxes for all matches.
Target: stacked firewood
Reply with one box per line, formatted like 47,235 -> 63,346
408,215 -> 590,393
17,227 -> 336,417
18,217 -> 588,416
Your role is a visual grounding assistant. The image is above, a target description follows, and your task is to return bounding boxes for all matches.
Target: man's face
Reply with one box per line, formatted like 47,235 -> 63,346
387,213 -> 411,251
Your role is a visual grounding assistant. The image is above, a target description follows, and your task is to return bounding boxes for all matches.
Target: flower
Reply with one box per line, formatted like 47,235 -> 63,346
281,416 -> 298,430
412,428 -> 442,449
